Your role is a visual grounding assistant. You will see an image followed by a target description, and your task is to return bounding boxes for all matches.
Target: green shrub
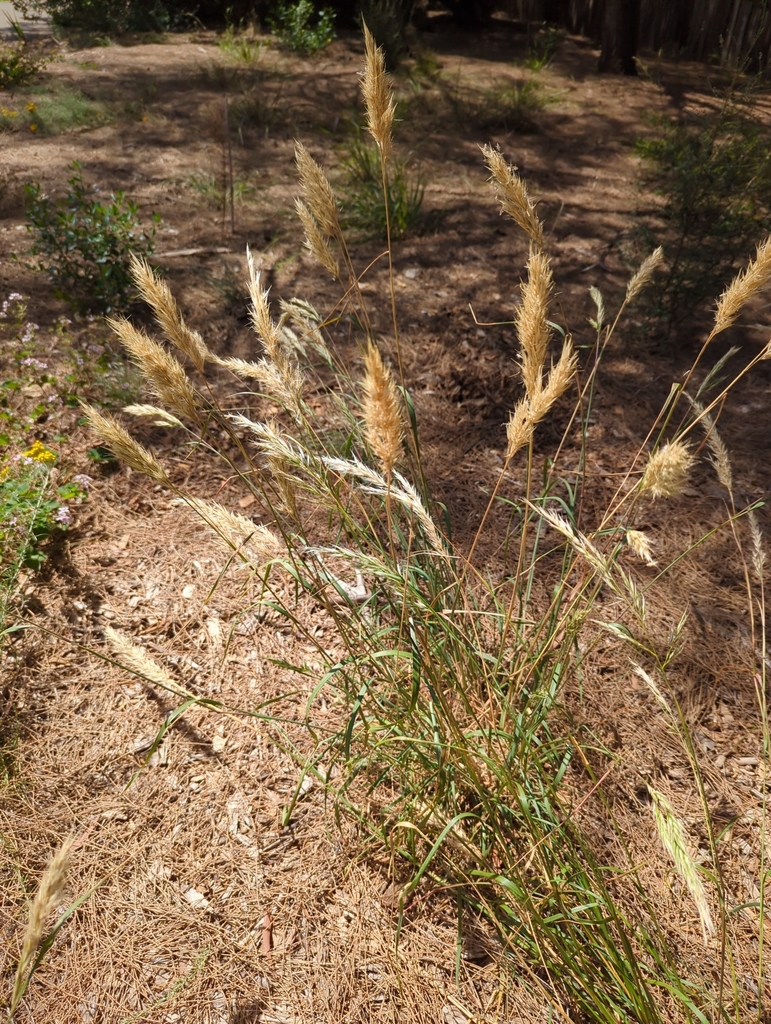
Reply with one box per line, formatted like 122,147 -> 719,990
342,132 -> 425,240
14,0 -> 193,33
270,0 -> 335,56
635,94 -> 771,330
25,164 -> 158,313
0,40 -> 51,90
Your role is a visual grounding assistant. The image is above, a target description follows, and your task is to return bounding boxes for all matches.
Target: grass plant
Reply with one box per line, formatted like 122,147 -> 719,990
341,128 -> 425,241
81,25 -> 771,1024
444,76 -> 544,133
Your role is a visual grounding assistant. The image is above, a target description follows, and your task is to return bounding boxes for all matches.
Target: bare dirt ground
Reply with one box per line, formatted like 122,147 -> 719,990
2,13 -> 771,1023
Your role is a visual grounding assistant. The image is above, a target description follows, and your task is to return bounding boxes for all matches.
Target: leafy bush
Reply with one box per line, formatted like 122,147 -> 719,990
14,0 -> 193,33
342,132 -> 425,240
270,0 -> 335,55
635,94 -> 771,330
0,39 -> 51,90
25,164 -> 158,313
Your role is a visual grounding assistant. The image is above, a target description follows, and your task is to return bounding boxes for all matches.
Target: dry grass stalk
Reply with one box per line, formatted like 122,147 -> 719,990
182,495 -> 283,566
83,404 -> 170,484
714,236 -> 771,334
246,250 -> 284,363
362,342 -> 403,476
105,626 -> 179,690
625,247 -> 664,305
107,317 -> 201,424
517,252 -> 553,397
361,23 -> 395,159
647,785 -> 715,942
294,142 -> 340,239
483,144 -> 543,250
296,198 -> 340,277
11,839 -> 73,1017
626,529 -> 657,566
639,441 -> 695,499
130,255 -> 210,371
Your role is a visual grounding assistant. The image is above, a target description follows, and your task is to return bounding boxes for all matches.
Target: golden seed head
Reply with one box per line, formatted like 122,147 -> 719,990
483,144 -> 543,249
294,141 -> 340,239
130,255 -> 210,371
640,440 -> 695,499
749,510 -> 766,583
295,198 -> 340,278
361,23 -> 395,159
362,342 -> 404,476
626,529 -> 657,566
691,401 -> 733,494
625,246 -> 664,304
107,317 -> 200,424
517,251 -> 553,397
83,404 -> 170,484
714,236 -> 771,334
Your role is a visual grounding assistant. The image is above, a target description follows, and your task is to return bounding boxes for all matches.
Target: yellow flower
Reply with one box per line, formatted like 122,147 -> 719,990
29,123 -> 38,133
24,440 -> 56,464
0,465 -> 9,483
1,108 -> 18,118
26,102 -> 36,113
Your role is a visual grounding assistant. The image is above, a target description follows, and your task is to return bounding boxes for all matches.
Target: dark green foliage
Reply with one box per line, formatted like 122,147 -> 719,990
15,0 -> 196,33
636,94 -> 771,330
341,133 -> 425,241
359,0 -> 412,70
25,164 -> 158,313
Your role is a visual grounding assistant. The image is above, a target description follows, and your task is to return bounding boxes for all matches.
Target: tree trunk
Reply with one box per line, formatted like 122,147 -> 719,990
598,0 -> 640,74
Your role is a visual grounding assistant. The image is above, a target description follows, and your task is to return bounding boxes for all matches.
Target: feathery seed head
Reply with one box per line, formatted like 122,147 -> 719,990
692,401 -> 733,494
625,246 -> 664,304
106,626 -> 178,690
83,404 -> 170,484
361,23 -> 395,159
11,839 -> 74,1015
130,255 -> 210,371
749,510 -> 766,583
517,251 -> 553,397
648,785 -> 714,942
483,144 -> 543,249
294,142 -> 340,239
626,529 -> 657,566
640,440 -> 695,499
183,496 -> 283,566
715,236 -> 771,334
506,398 -> 533,459
246,250 -> 283,362
295,198 -> 340,278
108,317 -> 200,424
362,342 -> 404,476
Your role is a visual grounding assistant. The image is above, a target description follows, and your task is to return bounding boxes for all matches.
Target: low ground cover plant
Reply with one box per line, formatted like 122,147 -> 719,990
0,35 -> 51,90
15,26 -> 771,1024
0,88 -> 110,135
25,163 -> 158,313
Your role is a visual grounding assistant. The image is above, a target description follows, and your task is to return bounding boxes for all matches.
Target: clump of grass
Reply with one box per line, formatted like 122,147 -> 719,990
186,170 -> 256,207
341,130 -> 425,241
217,24 -> 263,64
442,77 -> 544,134
87,25 -> 771,1024
525,24 -> 560,71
